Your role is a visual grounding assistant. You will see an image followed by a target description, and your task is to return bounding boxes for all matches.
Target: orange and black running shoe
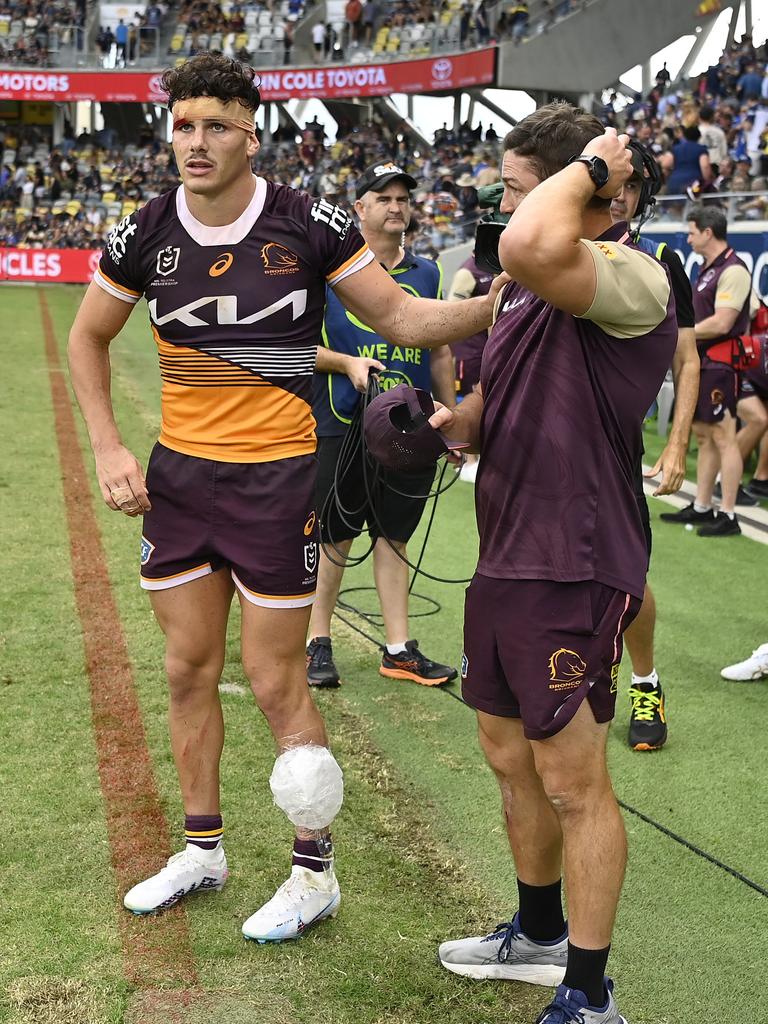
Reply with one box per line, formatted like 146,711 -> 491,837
379,640 -> 457,687
628,681 -> 667,751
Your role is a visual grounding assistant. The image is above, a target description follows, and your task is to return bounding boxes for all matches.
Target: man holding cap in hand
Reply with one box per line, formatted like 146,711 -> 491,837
307,161 -> 458,690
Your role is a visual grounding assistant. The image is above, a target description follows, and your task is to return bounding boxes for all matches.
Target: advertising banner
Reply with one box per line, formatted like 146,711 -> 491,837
0,48 -> 496,103
643,225 -> 768,299
0,248 -> 101,283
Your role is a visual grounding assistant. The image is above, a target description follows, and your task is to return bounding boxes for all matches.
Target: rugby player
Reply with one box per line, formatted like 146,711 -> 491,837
307,163 -> 458,689
660,206 -> 751,537
610,148 -> 699,751
67,54 -> 503,940
431,106 -> 677,1023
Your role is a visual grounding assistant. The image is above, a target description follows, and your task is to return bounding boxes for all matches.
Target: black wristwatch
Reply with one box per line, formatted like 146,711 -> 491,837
567,154 -> 610,191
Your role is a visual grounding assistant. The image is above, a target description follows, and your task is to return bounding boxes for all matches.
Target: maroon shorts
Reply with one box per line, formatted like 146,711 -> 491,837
695,359 -> 738,424
461,575 -> 640,740
140,444 -> 319,609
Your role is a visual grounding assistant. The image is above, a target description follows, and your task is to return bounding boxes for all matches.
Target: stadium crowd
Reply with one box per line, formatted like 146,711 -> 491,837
0,0 -> 86,65
2,27 -> 768,252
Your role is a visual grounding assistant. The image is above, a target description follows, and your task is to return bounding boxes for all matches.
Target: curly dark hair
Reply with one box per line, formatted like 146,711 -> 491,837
503,101 -> 605,181
161,54 -> 261,114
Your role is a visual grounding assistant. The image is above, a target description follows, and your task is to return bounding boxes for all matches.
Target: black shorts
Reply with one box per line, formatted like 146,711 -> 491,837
316,434 -> 435,544
140,443 -> 318,608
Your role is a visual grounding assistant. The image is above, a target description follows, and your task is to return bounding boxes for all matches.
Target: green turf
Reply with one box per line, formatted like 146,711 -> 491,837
1,284 -> 767,1023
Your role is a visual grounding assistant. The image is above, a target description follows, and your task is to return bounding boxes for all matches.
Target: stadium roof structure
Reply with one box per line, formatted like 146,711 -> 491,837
496,0 -> 744,97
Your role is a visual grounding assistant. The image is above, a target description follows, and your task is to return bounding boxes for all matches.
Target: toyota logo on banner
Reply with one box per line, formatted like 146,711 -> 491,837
148,73 -> 168,102
431,59 -> 453,82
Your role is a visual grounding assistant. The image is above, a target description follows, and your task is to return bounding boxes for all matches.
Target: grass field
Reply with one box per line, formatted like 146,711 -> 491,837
1,284 -> 767,1024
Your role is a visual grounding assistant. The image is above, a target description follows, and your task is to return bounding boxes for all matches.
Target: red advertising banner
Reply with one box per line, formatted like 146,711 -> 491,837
0,248 -> 101,283
0,49 -> 496,103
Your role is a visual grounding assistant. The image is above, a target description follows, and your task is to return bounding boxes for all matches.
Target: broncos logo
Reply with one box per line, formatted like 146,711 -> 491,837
261,242 -> 299,273
548,648 -> 587,685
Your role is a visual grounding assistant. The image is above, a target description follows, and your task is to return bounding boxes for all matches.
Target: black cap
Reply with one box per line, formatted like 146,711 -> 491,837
363,385 -> 468,471
356,162 -> 418,200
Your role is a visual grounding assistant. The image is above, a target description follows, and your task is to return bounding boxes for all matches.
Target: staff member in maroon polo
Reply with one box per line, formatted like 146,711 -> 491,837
431,105 -> 676,1024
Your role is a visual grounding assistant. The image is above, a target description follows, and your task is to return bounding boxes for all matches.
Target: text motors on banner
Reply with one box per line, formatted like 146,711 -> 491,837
0,248 -> 101,283
0,49 -> 495,103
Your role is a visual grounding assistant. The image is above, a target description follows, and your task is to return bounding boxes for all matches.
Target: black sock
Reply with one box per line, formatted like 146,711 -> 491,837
562,941 -> 610,1007
516,878 -> 566,943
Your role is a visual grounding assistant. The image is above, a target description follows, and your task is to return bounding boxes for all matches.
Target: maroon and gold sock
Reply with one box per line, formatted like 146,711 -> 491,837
292,834 -> 333,873
185,814 -> 223,854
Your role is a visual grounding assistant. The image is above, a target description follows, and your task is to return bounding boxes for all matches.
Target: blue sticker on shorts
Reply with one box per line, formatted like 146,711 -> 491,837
140,536 -> 155,566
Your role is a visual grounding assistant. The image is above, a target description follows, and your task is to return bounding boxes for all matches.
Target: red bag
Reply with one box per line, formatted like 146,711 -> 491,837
705,333 -> 768,373
752,300 -> 768,334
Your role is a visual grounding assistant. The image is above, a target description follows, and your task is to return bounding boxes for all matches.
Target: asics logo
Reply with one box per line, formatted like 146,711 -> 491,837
148,289 -> 308,327
209,252 -> 234,277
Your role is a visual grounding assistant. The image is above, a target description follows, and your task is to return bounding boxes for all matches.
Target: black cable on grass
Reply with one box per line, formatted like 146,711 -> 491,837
617,801 -> 768,899
335,605 -> 768,901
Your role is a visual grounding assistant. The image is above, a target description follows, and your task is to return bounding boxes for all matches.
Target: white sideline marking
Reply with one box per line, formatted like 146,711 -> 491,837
642,467 -> 768,545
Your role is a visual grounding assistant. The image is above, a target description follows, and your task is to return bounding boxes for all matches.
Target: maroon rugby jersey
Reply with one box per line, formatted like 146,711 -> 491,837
476,222 -> 677,599
692,247 -> 751,349
95,178 -> 373,462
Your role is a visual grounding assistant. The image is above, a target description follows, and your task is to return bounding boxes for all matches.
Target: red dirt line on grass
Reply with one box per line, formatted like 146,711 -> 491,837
40,290 -> 198,988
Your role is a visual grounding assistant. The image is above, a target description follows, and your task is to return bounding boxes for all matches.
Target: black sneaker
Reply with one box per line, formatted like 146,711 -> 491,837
379,640 -> 458,687
659,502 -> 715,524
713,482 -> 758,505
628,681 -> 667,751
697,513 -> 741,537
306,637 -> 341,688
746,478 -> 768,499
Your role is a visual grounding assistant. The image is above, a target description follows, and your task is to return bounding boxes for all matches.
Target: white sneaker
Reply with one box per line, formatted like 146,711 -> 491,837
721,643 -> 768,682
459,459 -> 478,483
242,865 -> 340,943
123,847 -> 228,914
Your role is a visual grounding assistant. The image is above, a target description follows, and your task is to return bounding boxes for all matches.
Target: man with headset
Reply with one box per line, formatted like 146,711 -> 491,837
306,162 -> 458,689
610,144 -> 699,751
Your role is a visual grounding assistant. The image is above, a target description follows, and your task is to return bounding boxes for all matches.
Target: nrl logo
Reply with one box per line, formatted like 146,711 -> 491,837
156,246 -> 180,277
304,542 -> 318,574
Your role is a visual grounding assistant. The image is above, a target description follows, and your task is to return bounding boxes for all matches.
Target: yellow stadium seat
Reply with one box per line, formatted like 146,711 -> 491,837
65,201 -> 82,216
121,201 -> 137,216
170,34 -> 183,51
101,191 -> 116,203
386,37 -> 400,53
235,32 -> 248,49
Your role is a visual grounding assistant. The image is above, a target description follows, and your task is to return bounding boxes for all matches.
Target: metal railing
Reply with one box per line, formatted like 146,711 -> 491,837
652,191 -> 768,224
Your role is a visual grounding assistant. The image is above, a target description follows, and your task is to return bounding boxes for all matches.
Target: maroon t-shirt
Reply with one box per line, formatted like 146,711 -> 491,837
95,178 -> 372,462
476,223 -> 677,599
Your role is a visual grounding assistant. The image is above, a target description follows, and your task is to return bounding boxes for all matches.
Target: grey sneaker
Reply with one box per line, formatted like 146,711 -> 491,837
536,979 -> 627,1023
438,913 -> 567,986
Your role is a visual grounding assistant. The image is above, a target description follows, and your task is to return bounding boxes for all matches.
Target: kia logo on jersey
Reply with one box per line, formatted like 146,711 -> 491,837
156,246 -> 180,277
209,252 -> 234,277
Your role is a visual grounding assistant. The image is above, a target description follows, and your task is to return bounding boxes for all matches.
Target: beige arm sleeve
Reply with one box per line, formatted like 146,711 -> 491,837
577,239 -> 670,339
447,267 -> 477,301
715,265 -> 752,312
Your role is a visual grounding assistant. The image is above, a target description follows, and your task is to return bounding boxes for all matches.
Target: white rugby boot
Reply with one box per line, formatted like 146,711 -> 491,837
242,865 -> 340,943
720,643 -> 768,682
123,847 -> 228,914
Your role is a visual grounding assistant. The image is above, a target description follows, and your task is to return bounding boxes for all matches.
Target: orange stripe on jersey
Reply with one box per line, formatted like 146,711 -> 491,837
326,243 -> 370,284
153,329 -> 317,462
98,268 -> 142,297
